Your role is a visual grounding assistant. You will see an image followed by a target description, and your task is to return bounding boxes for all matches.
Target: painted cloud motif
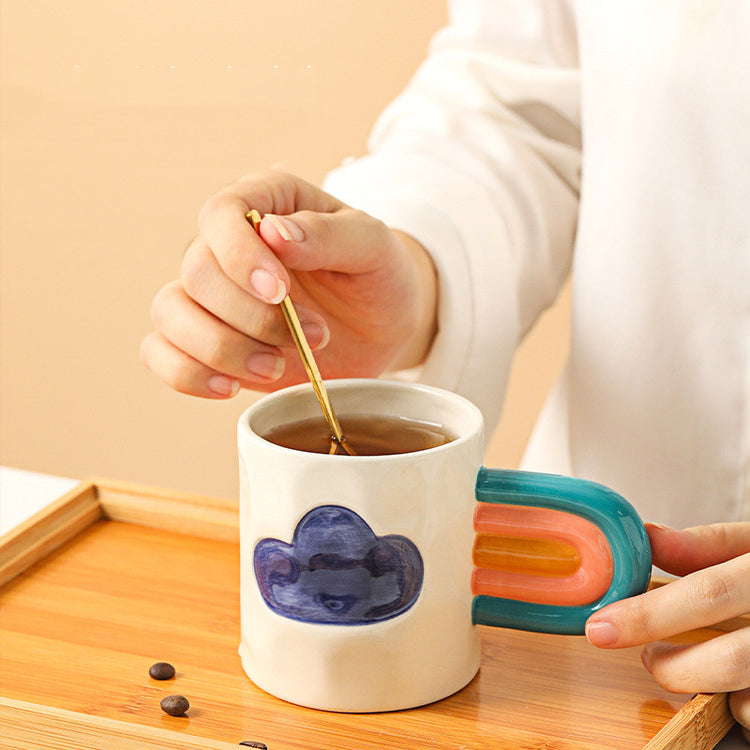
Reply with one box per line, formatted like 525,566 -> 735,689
253,505 -> 424,625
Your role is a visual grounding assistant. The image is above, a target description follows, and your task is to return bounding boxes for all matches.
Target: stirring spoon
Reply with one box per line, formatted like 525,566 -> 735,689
245,210 -> 356,455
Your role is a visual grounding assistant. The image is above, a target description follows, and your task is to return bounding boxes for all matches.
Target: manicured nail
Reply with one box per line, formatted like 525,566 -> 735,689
250,269 -> 287,304
246,352 -> 285,381
301,321 -> 330,350
585,620 -> 619,647
207,375 -> 240,397
265,214 -> 305,242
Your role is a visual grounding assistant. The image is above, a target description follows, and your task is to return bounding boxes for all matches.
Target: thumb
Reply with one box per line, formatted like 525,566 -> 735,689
647,521 -> 750,577
259,209 -> 392,275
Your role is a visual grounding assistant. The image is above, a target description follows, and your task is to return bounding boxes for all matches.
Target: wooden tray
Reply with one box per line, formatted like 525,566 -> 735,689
0,478 -> 738,750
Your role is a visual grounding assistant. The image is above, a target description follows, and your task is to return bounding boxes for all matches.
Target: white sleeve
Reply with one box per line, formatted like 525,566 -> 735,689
323,0 -> 581,435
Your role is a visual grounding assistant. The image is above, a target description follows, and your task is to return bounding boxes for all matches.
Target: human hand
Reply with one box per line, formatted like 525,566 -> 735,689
141,170 -> 437,398
585,523 -> 750,742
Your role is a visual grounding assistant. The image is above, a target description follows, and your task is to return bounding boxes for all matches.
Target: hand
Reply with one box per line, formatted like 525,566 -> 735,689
141,170 -> 437,398
585,522 -> 750,742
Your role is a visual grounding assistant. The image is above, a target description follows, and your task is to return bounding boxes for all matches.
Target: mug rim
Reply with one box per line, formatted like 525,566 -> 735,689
238,378 -> 484,461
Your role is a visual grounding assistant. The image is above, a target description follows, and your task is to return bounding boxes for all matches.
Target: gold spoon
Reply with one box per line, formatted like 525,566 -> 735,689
246,210 -> 355,455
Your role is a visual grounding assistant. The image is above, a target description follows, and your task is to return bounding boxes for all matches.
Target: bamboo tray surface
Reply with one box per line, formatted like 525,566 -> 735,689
0,479 -> 739,750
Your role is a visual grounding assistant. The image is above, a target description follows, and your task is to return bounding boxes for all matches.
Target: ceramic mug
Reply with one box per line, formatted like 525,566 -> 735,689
237,379 -> 651,712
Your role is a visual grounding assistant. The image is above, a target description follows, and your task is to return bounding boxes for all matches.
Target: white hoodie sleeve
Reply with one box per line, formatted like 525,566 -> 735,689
323,0 -> 581,434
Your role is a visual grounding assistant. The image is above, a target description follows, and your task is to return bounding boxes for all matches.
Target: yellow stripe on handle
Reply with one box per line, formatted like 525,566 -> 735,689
473,534 -> 581,577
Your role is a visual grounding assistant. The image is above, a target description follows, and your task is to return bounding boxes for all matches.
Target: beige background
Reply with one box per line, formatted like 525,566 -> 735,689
1,0 -> 570,501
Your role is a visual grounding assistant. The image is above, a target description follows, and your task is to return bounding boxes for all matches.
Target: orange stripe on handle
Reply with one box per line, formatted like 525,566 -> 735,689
472,503 -> 613,607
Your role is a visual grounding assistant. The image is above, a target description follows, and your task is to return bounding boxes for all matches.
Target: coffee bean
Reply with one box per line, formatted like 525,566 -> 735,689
149,662 -> 176,680
239,743 -> 267,749
160,694 -> 189,716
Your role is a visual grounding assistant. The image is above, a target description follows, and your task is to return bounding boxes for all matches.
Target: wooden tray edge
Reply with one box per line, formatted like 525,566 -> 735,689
644,692 -> 734,750
0,696 -> 242,750
0,477 -> 239,588
92,476 -> 239,543
0,478 -> 101,588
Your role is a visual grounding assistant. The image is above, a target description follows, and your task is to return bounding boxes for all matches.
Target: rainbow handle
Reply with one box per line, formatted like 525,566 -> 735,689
471,468 -> 652,635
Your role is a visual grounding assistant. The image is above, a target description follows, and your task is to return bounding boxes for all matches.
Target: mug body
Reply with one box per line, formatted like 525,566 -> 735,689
238,379 -> 484,712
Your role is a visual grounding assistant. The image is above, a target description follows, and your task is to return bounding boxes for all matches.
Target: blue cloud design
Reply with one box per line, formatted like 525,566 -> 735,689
253,505 -> 424,625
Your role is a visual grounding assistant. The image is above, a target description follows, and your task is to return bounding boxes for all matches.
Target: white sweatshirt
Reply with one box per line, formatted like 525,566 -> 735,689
323,0 -> 749,528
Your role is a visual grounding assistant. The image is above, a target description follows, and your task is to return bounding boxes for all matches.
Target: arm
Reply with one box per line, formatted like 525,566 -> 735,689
323,0 -> 581,429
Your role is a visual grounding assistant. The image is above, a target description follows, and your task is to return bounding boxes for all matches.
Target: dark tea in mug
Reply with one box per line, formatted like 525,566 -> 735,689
261,414 -> 456,455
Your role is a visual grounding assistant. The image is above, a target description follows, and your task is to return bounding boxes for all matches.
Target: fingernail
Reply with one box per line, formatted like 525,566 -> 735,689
265,213 -> 305,242
246,352 -> 285,381
647,523 -> 673,531
207,375 -> 240,397
250,269 -> 287,304
641,646 -> 653,672
585,620 -> 619,647
301,321 -> 330,350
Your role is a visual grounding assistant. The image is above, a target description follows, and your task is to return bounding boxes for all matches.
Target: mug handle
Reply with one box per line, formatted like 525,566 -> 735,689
471,468 -> 652,635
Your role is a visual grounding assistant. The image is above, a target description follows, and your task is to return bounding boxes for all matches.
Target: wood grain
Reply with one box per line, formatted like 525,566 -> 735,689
0,697 -> 242,750
0,479 -> 738,749
644,694 -> 735,750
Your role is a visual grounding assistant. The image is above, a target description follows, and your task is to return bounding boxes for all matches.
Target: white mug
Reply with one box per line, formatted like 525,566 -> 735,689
237,379 -> 650,712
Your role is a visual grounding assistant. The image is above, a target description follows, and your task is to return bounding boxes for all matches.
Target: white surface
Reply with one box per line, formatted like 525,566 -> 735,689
0,466 -> 78,535
0,465 -> 745,745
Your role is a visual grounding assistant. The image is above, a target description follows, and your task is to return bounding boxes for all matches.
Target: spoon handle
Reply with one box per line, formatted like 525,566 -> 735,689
245,210 -> 354,454
278,294 -> 345,445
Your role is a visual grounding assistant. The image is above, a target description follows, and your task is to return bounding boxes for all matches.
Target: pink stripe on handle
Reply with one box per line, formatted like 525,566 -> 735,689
472,503 -> 613,607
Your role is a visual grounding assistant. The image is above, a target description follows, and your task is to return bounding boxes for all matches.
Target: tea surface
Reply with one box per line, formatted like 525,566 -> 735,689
261,414 -> 455,455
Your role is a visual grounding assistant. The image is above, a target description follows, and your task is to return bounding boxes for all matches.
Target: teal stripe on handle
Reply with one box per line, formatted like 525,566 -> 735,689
472,468 -> 651,634
472,596 -> 604,635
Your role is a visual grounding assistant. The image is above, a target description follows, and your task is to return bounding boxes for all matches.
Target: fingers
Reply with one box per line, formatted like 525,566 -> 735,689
640,628 -> 750,693
146,280 -> 287,392
587,524 -> 750,712
196,171 -> 345,301
180,236 -> 329,348
145,270 -> 332,397
585,552 -> 750,648
140,332 -> 241,399
258,208 -> 397,276
144,169 -> 428,397
729,687 -> 750,739
258,208 -> 427,350
198,191 -> 289,304
181,237 -> 287,343
647,522 -> 750,577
